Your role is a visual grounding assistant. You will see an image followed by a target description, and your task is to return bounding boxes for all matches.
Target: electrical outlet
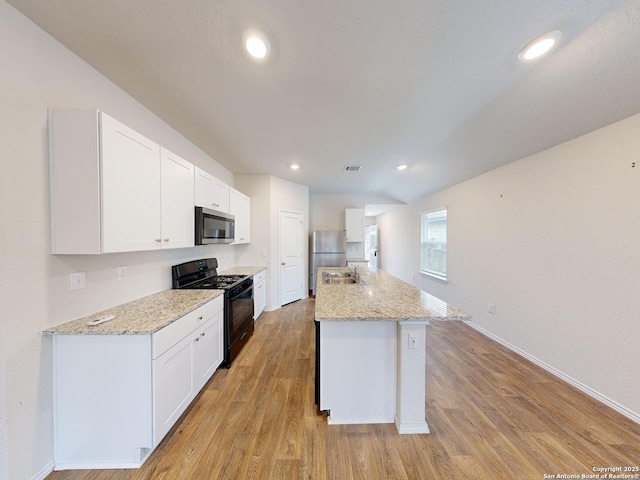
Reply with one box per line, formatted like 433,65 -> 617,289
488,303 -> 496,315
69,272 -> 86,291
117,265 -> 128,280
408,333 -> 417,349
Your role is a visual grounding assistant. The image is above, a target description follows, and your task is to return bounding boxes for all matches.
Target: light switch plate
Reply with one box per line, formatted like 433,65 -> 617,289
117,265 -> 128,280
70,272 -> 86,291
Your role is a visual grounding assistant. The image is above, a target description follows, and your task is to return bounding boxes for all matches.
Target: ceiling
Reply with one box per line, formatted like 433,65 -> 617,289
8,0 -> 640,204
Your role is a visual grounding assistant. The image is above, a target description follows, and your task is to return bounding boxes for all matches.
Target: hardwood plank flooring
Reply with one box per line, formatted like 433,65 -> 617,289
47,298 -> 640,480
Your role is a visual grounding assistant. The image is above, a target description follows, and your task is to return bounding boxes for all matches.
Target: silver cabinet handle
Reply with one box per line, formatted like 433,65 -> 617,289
155,239 -> 162,243
281,262 -> 285,265
197,316 -> 203,320
163,238 -> 170,242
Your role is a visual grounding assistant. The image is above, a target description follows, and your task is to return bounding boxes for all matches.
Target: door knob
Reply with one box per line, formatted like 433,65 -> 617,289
281,262 -> 286,265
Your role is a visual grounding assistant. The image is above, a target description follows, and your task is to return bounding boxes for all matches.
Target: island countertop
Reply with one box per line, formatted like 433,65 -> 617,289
314,267 -> 471,322
44,289 -> 223,335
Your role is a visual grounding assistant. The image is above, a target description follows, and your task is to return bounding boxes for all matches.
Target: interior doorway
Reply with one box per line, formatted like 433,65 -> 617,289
279,210 -> 303,306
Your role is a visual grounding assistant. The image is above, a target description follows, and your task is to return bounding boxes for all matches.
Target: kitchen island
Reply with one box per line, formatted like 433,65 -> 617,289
315,267 -> 470,434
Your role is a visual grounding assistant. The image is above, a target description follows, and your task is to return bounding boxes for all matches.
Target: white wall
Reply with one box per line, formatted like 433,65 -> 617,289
235,175 -> 310,309
271,176 -> 310,307
378,112 -> 640,420
0,3 -> 238,479
234,175 -> 271,308
310,193 -> 400,230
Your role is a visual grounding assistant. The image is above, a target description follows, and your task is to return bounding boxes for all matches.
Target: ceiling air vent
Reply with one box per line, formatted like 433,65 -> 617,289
343,165 -> 362,172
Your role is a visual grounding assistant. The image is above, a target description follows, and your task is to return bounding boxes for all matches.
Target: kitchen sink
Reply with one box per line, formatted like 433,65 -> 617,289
324,277 -> 358,284
322,271 -> 363,284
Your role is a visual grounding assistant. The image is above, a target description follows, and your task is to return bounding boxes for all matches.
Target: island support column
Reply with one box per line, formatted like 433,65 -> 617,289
395,320 -> 430,434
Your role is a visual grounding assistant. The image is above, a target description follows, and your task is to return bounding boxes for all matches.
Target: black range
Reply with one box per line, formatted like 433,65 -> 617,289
172,258 -> 254,368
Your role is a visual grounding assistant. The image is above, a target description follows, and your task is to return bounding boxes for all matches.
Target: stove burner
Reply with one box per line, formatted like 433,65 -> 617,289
190,274 -> 247,289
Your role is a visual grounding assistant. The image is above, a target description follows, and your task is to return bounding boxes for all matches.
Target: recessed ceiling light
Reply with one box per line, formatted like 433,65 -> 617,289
396,164 -> 408,171
290,163 -> 300,170
242,29 -> 271,60
518,31 -> 562,62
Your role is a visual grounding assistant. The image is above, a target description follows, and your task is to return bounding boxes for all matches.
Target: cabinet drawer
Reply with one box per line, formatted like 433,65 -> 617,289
254,270 -> 266,283
152,296 -> 223,359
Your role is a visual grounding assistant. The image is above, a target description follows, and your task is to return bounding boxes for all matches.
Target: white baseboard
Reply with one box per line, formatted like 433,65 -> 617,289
32,461 -> 54,480
395,417 -> 430,434
465,321 -> 640,425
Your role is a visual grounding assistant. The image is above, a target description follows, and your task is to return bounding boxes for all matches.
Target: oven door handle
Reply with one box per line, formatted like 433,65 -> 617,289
229,285 -> 253,301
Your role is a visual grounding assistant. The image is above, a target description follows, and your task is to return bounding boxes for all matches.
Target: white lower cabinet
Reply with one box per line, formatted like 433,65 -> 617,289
253,269 -> 267,319
52,296 -> 223,470
152,304 -> 223,445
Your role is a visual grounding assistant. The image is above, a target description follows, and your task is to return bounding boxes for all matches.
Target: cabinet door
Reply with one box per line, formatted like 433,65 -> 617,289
212,178 -> 230,213
254,280 -> 267,319
230,188 -> 251,244
160,148 -> 195,249
345,208 -> 365,242
194,311 -> 223,389
194,166 -> 215,208
152,333 -> 195,446
100,113 -> 161,253
194,166 -> 230,213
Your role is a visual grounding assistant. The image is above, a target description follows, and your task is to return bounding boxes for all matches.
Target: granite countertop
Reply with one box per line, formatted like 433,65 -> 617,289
219,266 -> 266,276
314,267 -> 471,322
44,289 -> 224,336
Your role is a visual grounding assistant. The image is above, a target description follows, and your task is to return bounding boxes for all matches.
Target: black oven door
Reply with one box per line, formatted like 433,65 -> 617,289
227,281 -> 254,351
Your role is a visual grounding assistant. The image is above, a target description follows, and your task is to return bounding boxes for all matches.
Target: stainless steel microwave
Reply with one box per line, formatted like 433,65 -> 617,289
195,207 -> 235,244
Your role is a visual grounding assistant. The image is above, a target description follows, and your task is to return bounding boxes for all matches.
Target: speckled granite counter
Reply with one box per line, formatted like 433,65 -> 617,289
219,266 -> 266,276
44,289 -> 223,335
315,267 -> 470,322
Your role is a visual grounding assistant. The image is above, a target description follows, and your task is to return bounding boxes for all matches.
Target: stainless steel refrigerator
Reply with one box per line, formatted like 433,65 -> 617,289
310,230 -> 347,296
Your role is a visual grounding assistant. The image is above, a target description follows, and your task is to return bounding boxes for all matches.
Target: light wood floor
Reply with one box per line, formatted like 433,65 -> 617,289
47,298 -> 640,479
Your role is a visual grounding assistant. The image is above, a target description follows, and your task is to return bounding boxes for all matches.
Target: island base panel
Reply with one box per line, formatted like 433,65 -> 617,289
396,320 -> 430,434
319,321 -> 396,424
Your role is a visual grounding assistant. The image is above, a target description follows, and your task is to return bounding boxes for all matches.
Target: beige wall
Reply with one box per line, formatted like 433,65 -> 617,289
378,112 -> 640,421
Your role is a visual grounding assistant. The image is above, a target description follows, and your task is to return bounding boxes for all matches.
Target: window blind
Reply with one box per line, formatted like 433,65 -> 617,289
421,209 -> 447,279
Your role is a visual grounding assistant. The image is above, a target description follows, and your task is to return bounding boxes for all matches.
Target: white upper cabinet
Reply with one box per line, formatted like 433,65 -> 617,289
194,167 -> 215,209
229,187 -> 251,244
49,110 -> 195,254
194,166 -> 230,213
160,148 -> 195,249
213,178 -> 230,213
345,208 -> 365,242
100,113 -> 161,252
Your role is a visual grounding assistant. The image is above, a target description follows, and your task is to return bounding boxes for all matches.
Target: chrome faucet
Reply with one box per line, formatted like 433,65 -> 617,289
350,264 -> 359,280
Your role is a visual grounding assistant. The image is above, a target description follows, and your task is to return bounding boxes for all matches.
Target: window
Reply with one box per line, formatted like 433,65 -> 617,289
421,209 -> 447,280
363,225 -> 376,261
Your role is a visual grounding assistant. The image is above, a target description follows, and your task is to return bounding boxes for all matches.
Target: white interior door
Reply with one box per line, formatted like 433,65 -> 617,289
280,210 -> 303,306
